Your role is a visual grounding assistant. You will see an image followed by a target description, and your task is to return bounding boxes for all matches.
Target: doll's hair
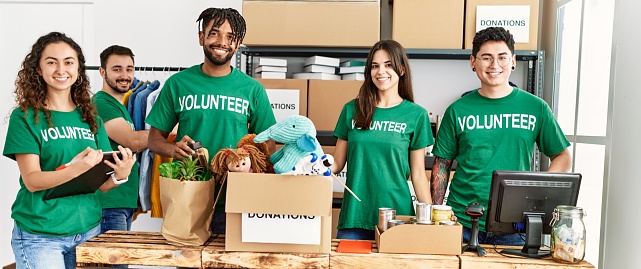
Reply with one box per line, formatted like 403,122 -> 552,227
211,145 -> 267,175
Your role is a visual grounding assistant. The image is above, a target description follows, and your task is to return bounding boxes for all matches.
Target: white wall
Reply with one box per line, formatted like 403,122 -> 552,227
603,0 -> 641,268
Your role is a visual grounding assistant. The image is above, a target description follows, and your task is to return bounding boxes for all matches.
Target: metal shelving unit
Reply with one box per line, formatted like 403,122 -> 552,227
239,46 -> 545,171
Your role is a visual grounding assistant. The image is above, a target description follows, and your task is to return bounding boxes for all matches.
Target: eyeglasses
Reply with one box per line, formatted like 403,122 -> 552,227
475,55 -> 512,68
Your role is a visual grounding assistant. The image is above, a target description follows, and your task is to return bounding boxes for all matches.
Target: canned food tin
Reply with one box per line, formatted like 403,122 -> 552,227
416,220 -> 433,225
440,220 -> 456,226
378,208 -> 396,232
410,217 -> 417,224
388,219 -> 405,229
432,205 -> 452,225
416,203 -> 432,222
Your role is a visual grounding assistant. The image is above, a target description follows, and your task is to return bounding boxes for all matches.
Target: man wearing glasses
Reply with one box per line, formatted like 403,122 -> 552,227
429,27 -> 572,246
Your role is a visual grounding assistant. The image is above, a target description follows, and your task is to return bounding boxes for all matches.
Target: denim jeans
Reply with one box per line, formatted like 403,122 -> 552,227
210,210 -> 226,235
101,208 -> 136,233
12,222 -> 100,269
336,228 -> 375,240
462,226 -> 524,246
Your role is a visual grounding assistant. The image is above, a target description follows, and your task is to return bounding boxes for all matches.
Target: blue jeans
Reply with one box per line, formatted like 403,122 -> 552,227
12,222 -> 100,269
101,208 -> 136,233
462,226 -> 524,246
336,228 -> 375,240
210,210 -> 226,235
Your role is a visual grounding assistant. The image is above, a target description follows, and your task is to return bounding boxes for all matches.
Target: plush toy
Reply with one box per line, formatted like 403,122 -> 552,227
254,115 -> 332,174
210,145 -> 267,184
236,133 -> 274,173
287,152 -> 334,176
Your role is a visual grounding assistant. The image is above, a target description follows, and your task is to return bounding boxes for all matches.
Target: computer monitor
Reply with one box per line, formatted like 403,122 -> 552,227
486,170 -> 582,258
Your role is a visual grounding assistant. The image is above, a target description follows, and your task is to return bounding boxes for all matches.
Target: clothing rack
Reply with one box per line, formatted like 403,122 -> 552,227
86,66 -> 187,72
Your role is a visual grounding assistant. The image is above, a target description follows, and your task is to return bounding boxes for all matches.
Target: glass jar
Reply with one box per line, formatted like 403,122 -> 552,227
431,205 -> 452,225
550,205 -> 586,263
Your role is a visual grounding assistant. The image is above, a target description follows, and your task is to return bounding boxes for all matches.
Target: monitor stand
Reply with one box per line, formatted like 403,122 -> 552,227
501,213 -> 550,258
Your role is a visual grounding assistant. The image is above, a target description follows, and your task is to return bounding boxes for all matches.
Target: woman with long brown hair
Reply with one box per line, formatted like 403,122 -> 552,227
3,32 -> 135,268
330,40 -> 434,240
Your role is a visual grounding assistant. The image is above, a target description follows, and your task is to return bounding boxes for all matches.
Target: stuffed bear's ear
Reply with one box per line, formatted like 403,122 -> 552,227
297,134 -> 318,152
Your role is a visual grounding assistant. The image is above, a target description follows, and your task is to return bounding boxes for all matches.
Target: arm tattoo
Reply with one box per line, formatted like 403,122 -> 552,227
430,156 -> 453,205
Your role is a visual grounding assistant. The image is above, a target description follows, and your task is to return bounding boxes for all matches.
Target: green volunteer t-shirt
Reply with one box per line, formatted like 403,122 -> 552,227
3,107 -> 112,236
93,91 -> 139,209
432,88 -> 570,231
145,65 -> 276,210
334,99 -> 434,230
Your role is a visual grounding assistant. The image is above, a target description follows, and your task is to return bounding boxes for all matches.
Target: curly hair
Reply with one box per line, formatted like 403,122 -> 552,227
14,32 -> 98,134
472,27 -> 515,57
355,40 -> 414,129
197,7 -> 246,45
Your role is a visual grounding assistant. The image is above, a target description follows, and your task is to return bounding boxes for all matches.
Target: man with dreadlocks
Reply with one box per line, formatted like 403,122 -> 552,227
146,7 -> 277,235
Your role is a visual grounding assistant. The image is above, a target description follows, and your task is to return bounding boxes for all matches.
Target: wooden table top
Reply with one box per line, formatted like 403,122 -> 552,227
77,231 -> 595,269
459,245 -> 595,269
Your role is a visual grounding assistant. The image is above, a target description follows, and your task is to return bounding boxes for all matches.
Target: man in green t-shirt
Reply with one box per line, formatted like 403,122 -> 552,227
146,7 -> 276,234
430,27 -> 572,246
94,45 -> 148,237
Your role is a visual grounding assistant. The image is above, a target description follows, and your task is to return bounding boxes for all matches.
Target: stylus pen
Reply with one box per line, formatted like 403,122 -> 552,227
56,159 -> 81,171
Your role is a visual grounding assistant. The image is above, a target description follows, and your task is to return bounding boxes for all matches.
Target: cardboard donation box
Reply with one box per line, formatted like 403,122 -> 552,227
242,0 -> 380,47
393,0 -> 465,49
256,78 -> 308,122
465,0 -> 540,50
307,80 -> 361,131
375,216 -> 463,255
225,172 -> 333,253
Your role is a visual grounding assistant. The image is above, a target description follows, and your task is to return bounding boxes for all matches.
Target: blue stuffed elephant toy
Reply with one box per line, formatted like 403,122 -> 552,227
254,115 -> 325,174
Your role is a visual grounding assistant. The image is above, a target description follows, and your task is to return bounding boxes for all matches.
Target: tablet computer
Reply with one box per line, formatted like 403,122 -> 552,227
44,151 -> 126,200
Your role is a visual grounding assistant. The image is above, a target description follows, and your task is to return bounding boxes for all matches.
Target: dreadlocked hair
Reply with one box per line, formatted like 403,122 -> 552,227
13,32 -> 98,134
197,7 -> 246,45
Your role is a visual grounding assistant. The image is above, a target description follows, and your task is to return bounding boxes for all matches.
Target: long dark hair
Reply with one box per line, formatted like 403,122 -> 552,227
354,40 -> 414,129
14,32 -> 98,134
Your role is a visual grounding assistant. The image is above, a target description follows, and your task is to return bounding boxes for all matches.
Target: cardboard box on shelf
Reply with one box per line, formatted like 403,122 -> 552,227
225,172 -> 333,253
308,80 -> 362,131
256,78 -> 308,122
393,0 -> 464,49
375,215 -> 463,255
242,0 -> 380,47
465,0 -> 540,50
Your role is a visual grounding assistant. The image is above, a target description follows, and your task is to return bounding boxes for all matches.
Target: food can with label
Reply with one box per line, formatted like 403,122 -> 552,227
378,208 -> 396,232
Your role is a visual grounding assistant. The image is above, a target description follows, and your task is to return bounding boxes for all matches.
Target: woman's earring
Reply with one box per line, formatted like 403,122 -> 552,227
511,66 -> 515,71
472,68 -> 476,72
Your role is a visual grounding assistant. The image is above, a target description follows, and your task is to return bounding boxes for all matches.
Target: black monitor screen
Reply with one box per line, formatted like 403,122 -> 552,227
486,170 -> 582,258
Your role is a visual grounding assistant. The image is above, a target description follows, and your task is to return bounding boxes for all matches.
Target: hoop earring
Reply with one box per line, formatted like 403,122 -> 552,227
74,76 -> 83,86
472,68 -> 476,72
511,66 -> 515,71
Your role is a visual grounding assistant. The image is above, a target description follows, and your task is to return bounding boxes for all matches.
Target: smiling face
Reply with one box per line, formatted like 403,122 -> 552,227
471,40 -> 516,90
101,54 -> 134,94
199,19 -> 240,67
370,49 -> 401,93
37,42 -> 79,93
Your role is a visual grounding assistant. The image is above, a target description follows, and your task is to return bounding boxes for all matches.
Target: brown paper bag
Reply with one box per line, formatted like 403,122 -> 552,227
159,176 -> 215,246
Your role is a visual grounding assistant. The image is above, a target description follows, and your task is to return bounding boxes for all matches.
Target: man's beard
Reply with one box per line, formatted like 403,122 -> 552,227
204,45 -> 234,66
105,73 -> 131,94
